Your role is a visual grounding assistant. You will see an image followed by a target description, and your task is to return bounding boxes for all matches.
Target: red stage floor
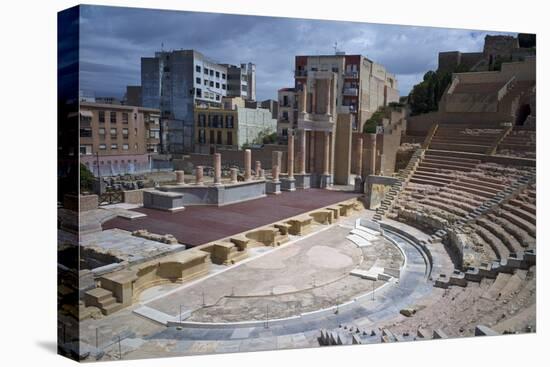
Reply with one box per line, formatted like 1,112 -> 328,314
103,189 -> 358,247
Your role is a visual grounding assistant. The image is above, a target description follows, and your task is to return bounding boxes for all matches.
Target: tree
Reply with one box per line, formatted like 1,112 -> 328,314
80,163 -> 95,193
407,64 -> 469,116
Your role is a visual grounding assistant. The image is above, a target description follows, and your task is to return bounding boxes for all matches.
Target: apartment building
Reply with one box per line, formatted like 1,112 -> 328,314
294,53 -> 399,132
194,97 -> 277,153
79,102 -> 161,176
224,63 -> 257,101
277,88 -> 298,143
141,50 -> 229,153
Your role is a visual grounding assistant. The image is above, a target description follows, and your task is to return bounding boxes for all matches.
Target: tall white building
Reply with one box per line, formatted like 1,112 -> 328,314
141,50 -> 233,153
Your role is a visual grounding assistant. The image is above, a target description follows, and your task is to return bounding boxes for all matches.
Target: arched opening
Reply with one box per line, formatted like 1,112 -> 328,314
515,104 -> 531,126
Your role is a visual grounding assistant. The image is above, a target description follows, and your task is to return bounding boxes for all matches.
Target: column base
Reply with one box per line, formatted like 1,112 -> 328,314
280,178 -> 296,191
319,174 -> 332,189
354,176 -> 364,193
294,174 -> 311,189
266,181 -> 281,195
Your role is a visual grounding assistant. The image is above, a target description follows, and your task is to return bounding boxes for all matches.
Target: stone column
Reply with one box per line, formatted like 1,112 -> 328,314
299,87 -> 307,114
244,149 -> 252,181
355,136 -> 363,177
287,134 -> 295,179
259,168 -> 265,178
175,170 -> 185,184
325,79 -> 331,115
298,130 -> 306,174
255,160 -> 262,177
230,168 -> 238,184
272,151 -> 282,174
364,134 -> 377,177
195,166 -> 204,185
213,153 -> 222,185
272,165 -> 280,182
323,132 -> 330,175
309,131 -> 315,173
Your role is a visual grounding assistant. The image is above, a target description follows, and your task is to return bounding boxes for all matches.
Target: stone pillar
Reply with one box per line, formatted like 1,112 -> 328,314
272,165 -> 280,182
195,166 -> 204,185
325,79 -> 331,115
287,134 -> 295,179
244,149 -> 252,181
299,88 -> 307,114
259,168 -> 264,178
364,134 -> 377,177
175,170 -> 185,185
308,131 -> 315,173
354,136 -> 364,193
323,132 -> 330,175
298,130 -> 306,174
356,137 -> 363,177
255,160 -> 262,177
272,151 -> 282,174
213,153 -> 222,186
230,168 -> 238,184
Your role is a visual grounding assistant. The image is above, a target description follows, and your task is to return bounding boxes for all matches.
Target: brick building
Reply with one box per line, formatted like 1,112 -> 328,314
79,102 -> 161,176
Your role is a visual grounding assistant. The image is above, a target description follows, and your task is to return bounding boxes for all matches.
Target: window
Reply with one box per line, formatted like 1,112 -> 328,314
98,128 -> 106,136
198,114 -> 206,127
196,77 -> 201,84
216,131 -> 222,145
79,145 -> 92,155
135,128 -> 138,136
122,144 -> 129,150
222,84 -> 226,90
215,71 -> 220,78
222,73 -> 226,79
79,128 -> 92,137
282,111 -> 289,120
122,128 -> 129,138
110,111 -> 116,123
332,67 -> 339,73
216,94 -> 220,101
196,88 -> 202,98
215,82 -> 220,88
204,67 -> 209,74
204,79 -> 207,86
227,131 -> 233,145
282,128 -> 288,136
122,112 -> 128,124
209,81 -> 214,87
196,65 -> 201,73
99,144 -> 107,150
226,115 -> 234,128
198,129 -> 206,144
209,69 -> 214,76
111,144 -> 118,150
209,130 -> 214,144
163,66 -> 170,72
98,111 -> 105,123
110,128 -> 117,138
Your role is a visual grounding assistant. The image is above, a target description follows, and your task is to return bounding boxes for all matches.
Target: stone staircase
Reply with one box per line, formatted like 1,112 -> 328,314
84,287 -> 124,315
373,148 -> 424,222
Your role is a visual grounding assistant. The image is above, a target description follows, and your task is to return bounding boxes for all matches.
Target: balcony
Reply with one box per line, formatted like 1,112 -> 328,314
344,71 -> 358,78
295,70 -> 307,77
343,87 -> 358,96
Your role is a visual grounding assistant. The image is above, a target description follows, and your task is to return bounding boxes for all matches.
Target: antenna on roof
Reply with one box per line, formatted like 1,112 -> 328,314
333,41 -> 338,54
161,42 -> 164,52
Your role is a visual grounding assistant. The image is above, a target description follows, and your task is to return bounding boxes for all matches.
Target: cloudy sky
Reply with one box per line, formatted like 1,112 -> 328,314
79,5 -> 514,101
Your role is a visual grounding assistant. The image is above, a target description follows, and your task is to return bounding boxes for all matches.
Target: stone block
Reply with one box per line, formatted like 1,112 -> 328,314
280,177 -> 296,192
143,190 -> 185,212
266,181 -> 281,195
294,174 -> 311,189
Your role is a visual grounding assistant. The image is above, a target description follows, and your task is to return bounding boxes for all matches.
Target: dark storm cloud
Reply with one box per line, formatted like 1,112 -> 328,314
79,5 -> 514,100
